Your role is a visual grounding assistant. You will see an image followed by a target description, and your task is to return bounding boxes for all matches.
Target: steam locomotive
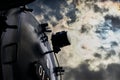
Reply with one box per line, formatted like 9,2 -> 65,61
0,0 -> 70,80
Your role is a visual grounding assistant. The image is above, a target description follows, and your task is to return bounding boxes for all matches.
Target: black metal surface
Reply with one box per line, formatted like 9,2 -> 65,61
0,9 -> 59,80
54,67 -> 65,76
0,0 -> 35,11
51,31 -> 70,53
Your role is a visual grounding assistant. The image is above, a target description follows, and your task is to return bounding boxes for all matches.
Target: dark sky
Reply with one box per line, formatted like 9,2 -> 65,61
28,0 -> 78,24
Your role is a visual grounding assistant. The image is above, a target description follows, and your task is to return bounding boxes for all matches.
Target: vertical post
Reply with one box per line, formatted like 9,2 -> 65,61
0,12 -> 7,80
0,16 -> 3,80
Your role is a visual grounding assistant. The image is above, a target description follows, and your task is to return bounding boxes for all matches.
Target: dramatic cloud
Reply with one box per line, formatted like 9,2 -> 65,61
29,0 -> 120,80
64,63 -> 120,80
